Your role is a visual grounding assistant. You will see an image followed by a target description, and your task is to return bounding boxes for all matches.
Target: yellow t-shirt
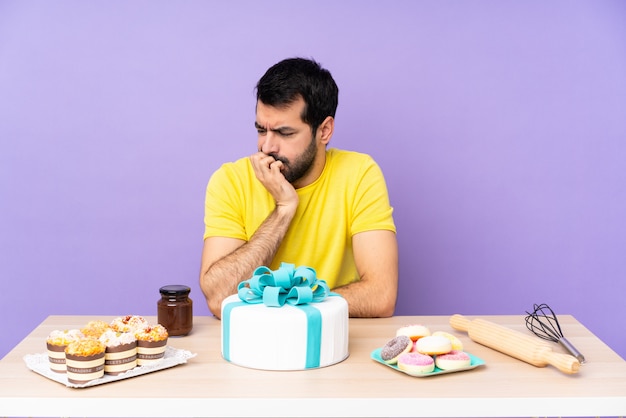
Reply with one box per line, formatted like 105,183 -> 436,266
203,148 -> 396,288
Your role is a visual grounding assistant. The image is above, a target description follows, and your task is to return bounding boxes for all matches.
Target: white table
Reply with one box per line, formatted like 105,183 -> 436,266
1,314 -> 625,417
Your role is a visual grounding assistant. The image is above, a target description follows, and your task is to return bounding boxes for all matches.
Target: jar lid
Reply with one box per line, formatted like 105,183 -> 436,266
159,285 -> 191,296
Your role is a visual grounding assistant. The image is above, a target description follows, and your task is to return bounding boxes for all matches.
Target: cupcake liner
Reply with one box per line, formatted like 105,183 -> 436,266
65,352 -> 105,384
104,341 -> 137,375
25,346 -> 196,388
136,339 -> 167,365
46,343 -> 67,373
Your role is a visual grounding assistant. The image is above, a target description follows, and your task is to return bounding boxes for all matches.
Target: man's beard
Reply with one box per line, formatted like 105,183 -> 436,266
268,136 -> 317,184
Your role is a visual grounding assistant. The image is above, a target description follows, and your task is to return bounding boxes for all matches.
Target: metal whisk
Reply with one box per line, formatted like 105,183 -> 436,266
525,303 -> 585,364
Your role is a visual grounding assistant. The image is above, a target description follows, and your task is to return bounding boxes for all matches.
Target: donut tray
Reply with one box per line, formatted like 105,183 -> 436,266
23,346 -> 196,388
370,348 -> 485,377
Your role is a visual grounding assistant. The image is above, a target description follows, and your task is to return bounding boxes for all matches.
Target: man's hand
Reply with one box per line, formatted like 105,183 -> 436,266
249,152 -> 299,210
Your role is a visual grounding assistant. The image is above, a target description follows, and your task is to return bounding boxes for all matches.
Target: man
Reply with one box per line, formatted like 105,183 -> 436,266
199,57 -> 398,318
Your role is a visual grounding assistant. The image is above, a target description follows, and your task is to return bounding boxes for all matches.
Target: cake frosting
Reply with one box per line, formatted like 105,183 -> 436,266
110,315 -> 149,333
221,263 -> 349,371
81,320 -> 112,338
47,329 -> 84,346
100,330 -> 137,347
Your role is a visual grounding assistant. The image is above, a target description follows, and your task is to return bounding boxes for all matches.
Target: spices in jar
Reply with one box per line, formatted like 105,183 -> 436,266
157,285 -> 193,336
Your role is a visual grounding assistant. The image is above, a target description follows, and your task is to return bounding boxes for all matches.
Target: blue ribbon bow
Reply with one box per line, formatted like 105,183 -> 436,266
237,262 -> 331,307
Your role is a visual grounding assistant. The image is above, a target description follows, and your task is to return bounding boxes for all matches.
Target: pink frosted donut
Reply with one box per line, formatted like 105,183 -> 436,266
435,350 -> 471,370
396,324 -> 431,341
397,352 -> 435,375
415,335 -> 452,355
381,335 -> 412,364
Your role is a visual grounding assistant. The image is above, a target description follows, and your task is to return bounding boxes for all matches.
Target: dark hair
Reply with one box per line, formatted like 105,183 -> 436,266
256,57 -> 339,136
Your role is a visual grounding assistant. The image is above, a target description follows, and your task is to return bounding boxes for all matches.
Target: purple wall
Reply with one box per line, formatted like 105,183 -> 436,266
1,1 -> 625,360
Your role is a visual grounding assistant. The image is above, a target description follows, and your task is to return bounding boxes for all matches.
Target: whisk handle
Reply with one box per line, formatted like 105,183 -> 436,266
559,337 -> 586,364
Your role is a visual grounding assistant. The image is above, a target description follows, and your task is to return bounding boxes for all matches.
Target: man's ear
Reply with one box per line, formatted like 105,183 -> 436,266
318,116 -> 334,145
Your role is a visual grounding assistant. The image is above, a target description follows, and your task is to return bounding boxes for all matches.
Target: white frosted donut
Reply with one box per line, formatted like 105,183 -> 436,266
381,335 -> 412,364
414,335 -> 452,355
396,324 -> 431,341
432,331 -> 464,351
397,352 -> 435,375
435,350 -> 471,370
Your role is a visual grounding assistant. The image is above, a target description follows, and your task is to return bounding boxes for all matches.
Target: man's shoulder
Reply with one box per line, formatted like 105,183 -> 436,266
327,148 -> 375,164
213,156 -> 252,175
327,148 -> 380,174
209,156 -> 254,187
219,155 -> 251,170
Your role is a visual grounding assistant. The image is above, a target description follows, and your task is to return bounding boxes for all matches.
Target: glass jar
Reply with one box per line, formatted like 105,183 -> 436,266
157,285 -> 193,336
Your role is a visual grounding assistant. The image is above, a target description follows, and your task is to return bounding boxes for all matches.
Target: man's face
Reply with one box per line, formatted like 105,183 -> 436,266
255,97 -> 318,185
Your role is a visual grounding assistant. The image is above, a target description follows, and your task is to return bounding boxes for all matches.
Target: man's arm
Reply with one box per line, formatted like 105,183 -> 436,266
332,229 -> 398,317
200,152 -> 298,318
199,205 -> 296,318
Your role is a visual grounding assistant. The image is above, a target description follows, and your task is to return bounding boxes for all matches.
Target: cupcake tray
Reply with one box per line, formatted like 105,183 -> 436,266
23,346 -> 196,388
371,348 -> 485,377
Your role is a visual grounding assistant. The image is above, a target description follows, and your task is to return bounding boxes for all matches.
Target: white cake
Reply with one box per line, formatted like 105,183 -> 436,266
221,293 -> 349,370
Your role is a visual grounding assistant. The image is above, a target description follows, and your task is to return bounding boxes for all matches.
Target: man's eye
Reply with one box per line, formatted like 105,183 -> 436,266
257,129 -> 267,135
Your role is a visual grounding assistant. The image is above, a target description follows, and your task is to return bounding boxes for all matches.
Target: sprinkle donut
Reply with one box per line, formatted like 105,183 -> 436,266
397,352 -> 435,375
380,335 -> 412,364
435,350 -> 471,370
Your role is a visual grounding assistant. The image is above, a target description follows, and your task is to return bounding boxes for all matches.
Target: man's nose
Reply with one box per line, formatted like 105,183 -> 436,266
260,132 -> 279,154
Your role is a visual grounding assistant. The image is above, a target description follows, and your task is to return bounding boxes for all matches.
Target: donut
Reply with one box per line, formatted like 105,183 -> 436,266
414,335 -> 452,355
396,324 -> 431,341
397,352 -> 435,375
380,335 -> 412,364
432,331 -> 463,351
435,350 -> 471,370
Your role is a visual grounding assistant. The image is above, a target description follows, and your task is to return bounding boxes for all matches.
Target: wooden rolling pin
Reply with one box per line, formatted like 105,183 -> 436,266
450,314 -> 580,374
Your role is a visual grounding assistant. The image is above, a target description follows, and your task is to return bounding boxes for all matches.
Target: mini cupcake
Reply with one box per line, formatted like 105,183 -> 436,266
81,320 -> 112,339
64,338 -> 106,384
99,330 -> 138,375
135,324 -> 168,365
110,315 -> 149,333
46,329 -> 84,373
